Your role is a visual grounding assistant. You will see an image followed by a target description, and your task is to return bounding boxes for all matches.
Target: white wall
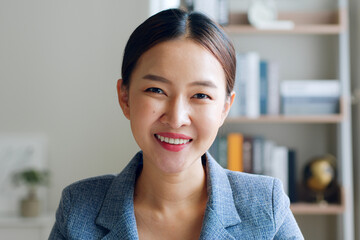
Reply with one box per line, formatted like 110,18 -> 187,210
349,0 -> 360,239
0,0 -> 149,210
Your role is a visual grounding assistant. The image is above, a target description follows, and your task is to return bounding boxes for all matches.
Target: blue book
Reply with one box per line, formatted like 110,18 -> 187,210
259,60 -> 268,115
218,136 -> 228,169
288,149 -> 298,203
208,136 -> 219,160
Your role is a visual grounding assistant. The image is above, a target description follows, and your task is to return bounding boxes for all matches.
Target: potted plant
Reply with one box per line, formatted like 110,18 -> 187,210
13,169 -> 49,217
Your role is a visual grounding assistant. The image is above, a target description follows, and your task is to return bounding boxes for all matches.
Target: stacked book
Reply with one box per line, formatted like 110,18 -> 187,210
280,80 -> 341,115
228,52 -> 280,118
228,52 -> 341,118
209,133 -> 298,203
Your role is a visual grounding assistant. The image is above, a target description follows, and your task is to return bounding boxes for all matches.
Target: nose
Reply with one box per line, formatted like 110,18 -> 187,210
160,96 -> 191,129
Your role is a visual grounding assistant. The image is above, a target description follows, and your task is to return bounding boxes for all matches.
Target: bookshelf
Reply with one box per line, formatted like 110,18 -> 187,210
226,98 -> 346,124
291,203 -> 345,215
222,1 -> 354,240
224,9 -> 346,35
290,188 -> 345,215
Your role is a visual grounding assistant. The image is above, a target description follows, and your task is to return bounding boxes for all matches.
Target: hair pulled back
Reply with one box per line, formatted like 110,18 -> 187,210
121,8 -> 236,96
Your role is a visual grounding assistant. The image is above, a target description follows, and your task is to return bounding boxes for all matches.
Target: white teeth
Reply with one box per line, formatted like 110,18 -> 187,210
155,134 -> 190,145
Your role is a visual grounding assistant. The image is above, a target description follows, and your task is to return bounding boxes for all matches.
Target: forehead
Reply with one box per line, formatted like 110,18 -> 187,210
131,38 -> 226,86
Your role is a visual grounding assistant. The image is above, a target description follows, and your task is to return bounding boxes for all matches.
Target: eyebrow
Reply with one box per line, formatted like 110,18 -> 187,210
142,74 -> 218,88
142,74 -> 171,84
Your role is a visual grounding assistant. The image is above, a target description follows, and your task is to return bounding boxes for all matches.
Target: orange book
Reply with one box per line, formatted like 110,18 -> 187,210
227,133 -> 243,172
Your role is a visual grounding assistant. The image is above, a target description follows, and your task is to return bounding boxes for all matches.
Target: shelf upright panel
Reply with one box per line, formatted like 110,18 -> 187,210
337,0 -> 354,240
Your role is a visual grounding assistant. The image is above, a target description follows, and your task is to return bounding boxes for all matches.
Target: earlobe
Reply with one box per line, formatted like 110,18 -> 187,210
220,91 -> 235,125
117,79 -> 130,120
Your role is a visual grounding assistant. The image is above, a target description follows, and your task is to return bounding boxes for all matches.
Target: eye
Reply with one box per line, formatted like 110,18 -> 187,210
193,93 -> 211,100
145,87 -> 164,94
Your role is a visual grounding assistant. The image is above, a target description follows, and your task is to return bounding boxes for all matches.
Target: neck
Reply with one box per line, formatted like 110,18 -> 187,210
134,156 -> 207,211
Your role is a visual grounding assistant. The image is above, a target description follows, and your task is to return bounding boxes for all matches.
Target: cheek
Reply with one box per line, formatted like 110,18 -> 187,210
192,104 -> 224,135
130,97 -> 162,124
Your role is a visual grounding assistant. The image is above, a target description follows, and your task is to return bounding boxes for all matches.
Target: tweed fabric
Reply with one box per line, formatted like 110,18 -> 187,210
49,151 -> 303,239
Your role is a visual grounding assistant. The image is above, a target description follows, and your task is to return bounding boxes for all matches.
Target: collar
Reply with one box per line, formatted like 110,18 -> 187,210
96,151 -> 241,239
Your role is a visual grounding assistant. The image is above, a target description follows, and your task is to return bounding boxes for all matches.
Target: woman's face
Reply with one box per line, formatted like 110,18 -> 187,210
117,38 -> 234,174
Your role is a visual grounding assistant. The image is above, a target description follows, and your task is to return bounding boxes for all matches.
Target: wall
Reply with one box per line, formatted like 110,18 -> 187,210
0,0 -> 148,211
349,0 -> 360,239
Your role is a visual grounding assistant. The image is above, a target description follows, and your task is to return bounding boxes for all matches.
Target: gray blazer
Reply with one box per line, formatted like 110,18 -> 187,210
49,151 -> 303,239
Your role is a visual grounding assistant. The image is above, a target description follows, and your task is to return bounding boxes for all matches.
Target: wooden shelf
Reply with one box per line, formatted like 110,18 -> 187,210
291,202 -> 345,215
225,97 -> 346,124
225,114 -> 343,124
223,9 -> 346,35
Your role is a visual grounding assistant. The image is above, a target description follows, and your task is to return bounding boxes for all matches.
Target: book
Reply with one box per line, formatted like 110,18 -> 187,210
218,136 -> 228,168
259,60 -> 268,115
263,140 -> 275,176
281,80 -> 340,115
245,52 -> 260,118
281,80 -> 340,97
288,149 -> 298,203
208,136 -> 219,160
242,136 -> 253,173
267,61 -> 280,115
282,96 -> 339,115
229,53 -> 245,117
270,146 -> 289,195
227,133 -> 243,172
252,136 -> 264,175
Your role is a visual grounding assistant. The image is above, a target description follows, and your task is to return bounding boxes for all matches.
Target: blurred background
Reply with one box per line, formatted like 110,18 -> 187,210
0,0 -> 359,239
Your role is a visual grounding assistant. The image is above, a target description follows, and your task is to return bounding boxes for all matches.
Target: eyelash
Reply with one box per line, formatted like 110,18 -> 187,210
145,87 -> 165,94
192,93 -> 211,100
145,88 -> 211,100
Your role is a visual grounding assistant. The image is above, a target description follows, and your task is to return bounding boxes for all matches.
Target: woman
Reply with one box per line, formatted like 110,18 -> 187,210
50,8 -> 303,239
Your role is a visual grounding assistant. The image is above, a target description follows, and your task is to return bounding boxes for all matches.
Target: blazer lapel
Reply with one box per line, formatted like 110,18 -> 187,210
95,151 -> 241,240
199,206 -> 236,240
96,152 -> 144,240
199,153 -> 242,239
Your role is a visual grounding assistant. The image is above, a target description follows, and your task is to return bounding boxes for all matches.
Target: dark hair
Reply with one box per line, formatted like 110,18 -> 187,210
121,8 -> 236,96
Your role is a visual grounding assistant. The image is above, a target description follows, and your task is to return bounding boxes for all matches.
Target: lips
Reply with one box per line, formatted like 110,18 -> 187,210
154,132 -> 192,152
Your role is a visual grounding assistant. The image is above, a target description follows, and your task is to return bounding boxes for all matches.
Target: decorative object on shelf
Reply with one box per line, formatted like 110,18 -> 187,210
12,169 -> 49,217
247,0 -> 294,30
301,154 -> 340,205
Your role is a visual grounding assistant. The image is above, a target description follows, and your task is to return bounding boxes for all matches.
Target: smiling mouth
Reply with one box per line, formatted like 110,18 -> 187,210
154,134 -> 192,145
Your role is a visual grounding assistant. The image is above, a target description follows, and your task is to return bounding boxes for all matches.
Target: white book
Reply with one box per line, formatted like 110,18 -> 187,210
252,136 -> 264,175
267,61 -> 280,115
245,52 -> 260,118
270,146 -> 289,195
263,139 -> 275,176
229,53 -> 244,117
281,80 -> 341,97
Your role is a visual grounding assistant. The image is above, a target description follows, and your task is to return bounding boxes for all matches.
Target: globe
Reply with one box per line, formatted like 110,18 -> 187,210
303,155 -> 336,204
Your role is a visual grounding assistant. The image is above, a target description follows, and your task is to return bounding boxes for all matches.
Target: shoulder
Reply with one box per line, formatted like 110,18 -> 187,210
223,170 -> 303,239
224,169 -> 278,201
63,174 -> 116,202
59,174 -> 117,217
224,170 -> 281,224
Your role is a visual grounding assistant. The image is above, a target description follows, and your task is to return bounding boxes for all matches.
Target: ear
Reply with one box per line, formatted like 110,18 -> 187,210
220,91 -> 235,126
117,79 -> 130,120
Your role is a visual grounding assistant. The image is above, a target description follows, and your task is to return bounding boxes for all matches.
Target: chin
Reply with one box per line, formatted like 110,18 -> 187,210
157,159 -> 188,174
